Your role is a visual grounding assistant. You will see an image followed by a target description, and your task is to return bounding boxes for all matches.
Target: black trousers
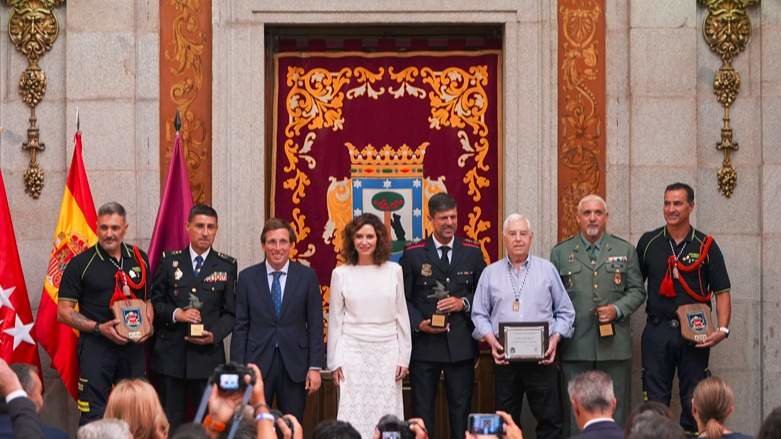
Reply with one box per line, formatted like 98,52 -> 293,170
77,335 -> 146,425
264,348 -> 307,420
642,317 -> 710,434
410,359 -> 474,439
157,375 -> 208,429
494,362 -> 562,439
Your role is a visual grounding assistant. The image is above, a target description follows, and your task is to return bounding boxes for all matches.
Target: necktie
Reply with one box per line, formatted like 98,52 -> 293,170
588,245 -> 599,262
271,271 -> 283,317
194,255 -> 204,276
440,246 -> 451,266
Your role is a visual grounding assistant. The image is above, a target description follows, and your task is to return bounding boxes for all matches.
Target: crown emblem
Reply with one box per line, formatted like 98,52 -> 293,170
345,142 -> 428,178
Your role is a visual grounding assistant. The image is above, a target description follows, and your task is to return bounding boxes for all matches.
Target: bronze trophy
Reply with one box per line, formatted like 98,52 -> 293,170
427,280 -> 450,329
187,292 -> 205,337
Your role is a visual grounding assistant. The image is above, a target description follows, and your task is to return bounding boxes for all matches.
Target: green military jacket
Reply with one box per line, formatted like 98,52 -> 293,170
550,233 -> 646,361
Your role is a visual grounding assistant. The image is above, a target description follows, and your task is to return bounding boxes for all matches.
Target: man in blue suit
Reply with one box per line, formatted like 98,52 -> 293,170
568,370 -> 624,439
230,218 -> 324,420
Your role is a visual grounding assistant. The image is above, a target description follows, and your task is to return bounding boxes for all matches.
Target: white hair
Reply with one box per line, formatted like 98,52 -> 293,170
503,213 -> 532,232
77,419 -> 131,439
577,194 -> 608,214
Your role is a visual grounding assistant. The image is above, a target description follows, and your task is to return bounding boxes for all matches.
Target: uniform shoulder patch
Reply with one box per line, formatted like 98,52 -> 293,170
462,239 -> 481,248
215,251 -> 236,264
404,240 -> 426,250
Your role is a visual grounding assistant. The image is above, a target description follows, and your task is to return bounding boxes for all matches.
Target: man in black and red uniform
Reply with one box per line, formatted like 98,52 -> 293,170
636,182 -> 732,434
58,202 -> 152,425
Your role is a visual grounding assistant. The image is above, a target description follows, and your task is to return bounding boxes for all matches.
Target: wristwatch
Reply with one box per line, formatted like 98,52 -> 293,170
717,326 -> 730,338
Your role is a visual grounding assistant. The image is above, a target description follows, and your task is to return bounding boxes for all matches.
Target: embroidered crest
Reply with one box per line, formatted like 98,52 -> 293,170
421,264 -> 433,277
122,307 -> 143,331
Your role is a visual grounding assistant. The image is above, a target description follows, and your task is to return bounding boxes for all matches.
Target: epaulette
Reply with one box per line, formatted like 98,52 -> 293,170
462,239 -> 481,248
608,234 -> 632,246
215,251 -> 236,264
162,249 -> 182,259
404,240 -> 427,250
552,235 -> 578,249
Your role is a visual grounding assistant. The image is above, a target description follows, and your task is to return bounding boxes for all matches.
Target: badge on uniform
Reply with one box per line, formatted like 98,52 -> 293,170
567,276 -> 574,289
174,268 -> 183,281
614,270 -> 622,286
421,264 -> 432,277
607,256 -> 627,263
568,253 -> 575,263
128,269 -> 137,279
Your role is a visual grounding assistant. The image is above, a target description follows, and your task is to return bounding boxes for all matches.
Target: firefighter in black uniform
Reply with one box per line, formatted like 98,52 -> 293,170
636,183 -> 732,434
399,193 -> 486,439
150,204 -> 236,429
58,202 -> 152,425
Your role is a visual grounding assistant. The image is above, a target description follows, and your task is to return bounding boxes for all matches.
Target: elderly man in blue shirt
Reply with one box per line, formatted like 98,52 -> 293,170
472,213 -> 575,439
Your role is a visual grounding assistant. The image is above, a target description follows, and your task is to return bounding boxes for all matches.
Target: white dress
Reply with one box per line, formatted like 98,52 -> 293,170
327,261 -> 412,438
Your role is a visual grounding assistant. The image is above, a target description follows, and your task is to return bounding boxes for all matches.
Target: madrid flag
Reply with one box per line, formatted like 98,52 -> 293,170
0,171 -> 42,373
32,131 -> 97,400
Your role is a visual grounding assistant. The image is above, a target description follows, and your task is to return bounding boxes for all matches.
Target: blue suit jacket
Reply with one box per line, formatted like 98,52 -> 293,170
573,420 -> 624,439
230,260 -> 324,382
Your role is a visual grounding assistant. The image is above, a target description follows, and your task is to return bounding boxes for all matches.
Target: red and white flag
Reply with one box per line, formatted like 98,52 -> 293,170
0,170 -> 42,371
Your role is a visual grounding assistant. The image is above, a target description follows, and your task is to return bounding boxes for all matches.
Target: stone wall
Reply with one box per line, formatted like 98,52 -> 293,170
0,0 -> 160,431
0,0 -> 778,435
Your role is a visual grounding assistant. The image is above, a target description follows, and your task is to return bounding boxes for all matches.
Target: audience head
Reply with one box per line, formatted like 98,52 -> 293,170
567,370 -> 616,429
170,423 -> 209,439
627,412 -> 685,439
341,213 -> 391,265
9,363 -> 42,412
104,379 -> 169,439
625,401 -> 674,437
759,406 -> 781,439
312,419 -> 361,439
77,418 -> 132,439
691,376 -> 735,439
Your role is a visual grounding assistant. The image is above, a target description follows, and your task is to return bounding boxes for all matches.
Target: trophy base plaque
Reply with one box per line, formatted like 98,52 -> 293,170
111,299 -> 152,342
598,322 -> 615,337
430,313 -> 448,328
189,323 -> 205,337
676,303 -> 714,343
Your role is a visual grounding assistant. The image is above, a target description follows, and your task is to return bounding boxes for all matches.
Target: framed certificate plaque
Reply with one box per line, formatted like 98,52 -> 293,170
499,321 -> 549,362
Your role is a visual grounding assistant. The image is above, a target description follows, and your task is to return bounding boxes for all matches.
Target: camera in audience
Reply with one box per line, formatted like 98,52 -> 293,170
468,413 -> 504,436
376,414 -> 413,439
210,362 -> 255,393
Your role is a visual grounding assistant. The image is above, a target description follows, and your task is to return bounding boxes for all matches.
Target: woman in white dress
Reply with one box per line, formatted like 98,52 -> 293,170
327,213 -> 412,438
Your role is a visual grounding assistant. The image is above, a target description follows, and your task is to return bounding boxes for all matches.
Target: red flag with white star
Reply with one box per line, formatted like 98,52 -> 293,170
0,170 -> 41,371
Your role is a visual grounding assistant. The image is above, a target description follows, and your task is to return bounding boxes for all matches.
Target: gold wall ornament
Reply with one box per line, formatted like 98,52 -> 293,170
698,0 -> 759,198
6,0 -> 65,199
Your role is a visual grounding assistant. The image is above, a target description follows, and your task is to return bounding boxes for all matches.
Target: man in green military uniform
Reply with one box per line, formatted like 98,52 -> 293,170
550,194 -> 646,435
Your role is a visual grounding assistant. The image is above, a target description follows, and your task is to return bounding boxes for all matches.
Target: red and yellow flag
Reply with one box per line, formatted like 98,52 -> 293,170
32,131 -> 97,400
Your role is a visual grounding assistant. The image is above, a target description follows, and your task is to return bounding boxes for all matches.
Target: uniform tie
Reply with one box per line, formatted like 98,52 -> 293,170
440,246 -> 451,267
271,271 -> 284,317
194,255 -> 204,276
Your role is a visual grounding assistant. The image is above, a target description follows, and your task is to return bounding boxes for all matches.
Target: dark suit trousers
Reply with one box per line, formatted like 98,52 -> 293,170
264,348 -> 306,420
158,375 -> 208,429
641,321 -> 709,434
410,359 -> 474,439
494,362 -> 562,439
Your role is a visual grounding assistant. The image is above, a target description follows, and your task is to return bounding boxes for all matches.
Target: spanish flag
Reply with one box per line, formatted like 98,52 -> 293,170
32,131 -> 97,400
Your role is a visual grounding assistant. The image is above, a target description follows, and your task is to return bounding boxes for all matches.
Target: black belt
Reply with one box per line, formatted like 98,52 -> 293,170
648,315 -> 680,328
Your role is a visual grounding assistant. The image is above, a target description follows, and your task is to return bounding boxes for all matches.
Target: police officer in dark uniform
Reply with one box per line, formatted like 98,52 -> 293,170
150,204 -> 236,428
637,182 -> 732,434
399,193 -> 486,439
58,202 -> 152,425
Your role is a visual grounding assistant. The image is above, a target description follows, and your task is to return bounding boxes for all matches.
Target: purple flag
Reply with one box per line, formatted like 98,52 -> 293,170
148,132 -> 194,275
